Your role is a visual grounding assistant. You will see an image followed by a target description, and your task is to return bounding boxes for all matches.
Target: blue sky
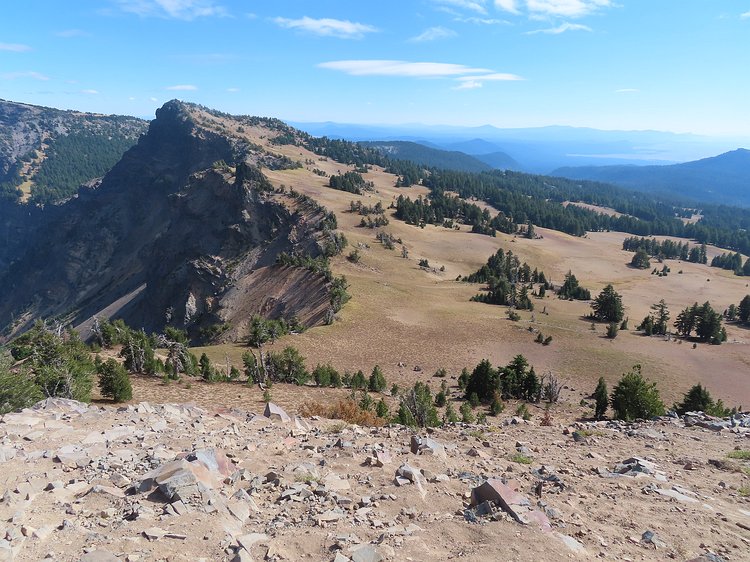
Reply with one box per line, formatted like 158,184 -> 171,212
1,0 -> 749,136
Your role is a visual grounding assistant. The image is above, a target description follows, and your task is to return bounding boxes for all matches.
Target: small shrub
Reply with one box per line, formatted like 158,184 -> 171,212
350,370 -> 367,390
435,391 -> 447,407
515,403 -> 532,421
490,397 -> 504,416
541,404 -> 552,426
542,335 -> 553,345
263,388 -> 272,403
606,322 -> 619,339
593,377 -> 608,420
368,365 -> 387,393
97,359 -> 132,403
509,453 -> 533,464
460,402 -> 475,423
727,450 -> 750,460
300,398 -> 386,427
610,365 -> 665,421
444,402 -> 459,423
468,392 -> 480,408
376,399 -> 389,418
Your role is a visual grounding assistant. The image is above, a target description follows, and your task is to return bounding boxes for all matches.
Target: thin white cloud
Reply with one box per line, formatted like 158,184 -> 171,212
56,29 -> 89,38
1,71 -> 49,81
459,72 -> 524,81
458,16 -> 511,24
526,0 -> 612,18
0,42 -> 31,52
409,26 -> 457,42
149,96 -> 158,102
741,11 -> 750,19
433,0 -> 488,14
165,84 -> 197,90
453,80 -> 483,90
273,16 -> 377,39
495,0 -> 520,14
615,88 -> 639,93
318,60 -> 492,78
115,0 -> 228,20
80,89 -> 99,95
525,21 -> 591,33
227,87 -> 240,92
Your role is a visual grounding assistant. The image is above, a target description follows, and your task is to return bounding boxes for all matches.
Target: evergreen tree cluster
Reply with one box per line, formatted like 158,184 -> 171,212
394,193 -> 512,235
464,355 -> 542,403
328,171 -> 373,194
557,271 -> 591,300
674,302 -> 726,343
711,251 -> 750,276
7,321 -> 96,404
465,248 -> 547,308
622,236 -> 705,262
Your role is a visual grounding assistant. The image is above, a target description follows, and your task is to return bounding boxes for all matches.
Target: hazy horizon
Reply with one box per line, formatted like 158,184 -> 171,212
2,1 -> 749,138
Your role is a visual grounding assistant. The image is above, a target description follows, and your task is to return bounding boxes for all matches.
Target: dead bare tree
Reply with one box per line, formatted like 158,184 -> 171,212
540,371 -> 563,404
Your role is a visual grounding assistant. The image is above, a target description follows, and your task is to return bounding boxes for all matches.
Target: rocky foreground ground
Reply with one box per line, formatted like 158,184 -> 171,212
1,399 -> 749,562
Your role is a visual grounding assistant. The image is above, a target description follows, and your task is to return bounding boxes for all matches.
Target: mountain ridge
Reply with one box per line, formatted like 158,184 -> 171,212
552,148 -> 750,207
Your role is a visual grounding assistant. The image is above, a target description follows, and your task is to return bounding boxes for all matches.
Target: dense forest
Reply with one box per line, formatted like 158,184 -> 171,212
30,127 -> 140,205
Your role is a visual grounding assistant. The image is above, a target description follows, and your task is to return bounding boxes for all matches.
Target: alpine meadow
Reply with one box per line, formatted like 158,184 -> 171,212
1,2 -> 750,561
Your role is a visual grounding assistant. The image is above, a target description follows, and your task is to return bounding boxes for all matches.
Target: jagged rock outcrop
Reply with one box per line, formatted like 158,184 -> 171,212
0,101 -> 337,340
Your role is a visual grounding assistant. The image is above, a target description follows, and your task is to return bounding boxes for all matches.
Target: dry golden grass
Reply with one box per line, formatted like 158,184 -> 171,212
137,107 -> 750,413
299,398 -> 386,427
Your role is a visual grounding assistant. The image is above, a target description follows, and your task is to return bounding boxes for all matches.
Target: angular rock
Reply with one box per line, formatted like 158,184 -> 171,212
410,436 -> 446,458
263,403 -> 291,423
350,545 -> 383,562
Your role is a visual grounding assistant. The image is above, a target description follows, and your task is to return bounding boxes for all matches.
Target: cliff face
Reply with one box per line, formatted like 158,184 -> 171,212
0,101 -> 333,340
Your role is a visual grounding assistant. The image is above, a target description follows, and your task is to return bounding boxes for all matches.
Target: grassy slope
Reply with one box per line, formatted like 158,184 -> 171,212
179,116 -> 750,408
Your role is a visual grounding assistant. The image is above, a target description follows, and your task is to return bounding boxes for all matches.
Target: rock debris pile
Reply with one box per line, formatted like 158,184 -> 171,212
0,399 -> 749,561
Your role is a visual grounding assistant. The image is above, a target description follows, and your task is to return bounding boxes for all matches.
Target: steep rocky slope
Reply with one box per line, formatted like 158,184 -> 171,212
0,398 -> 748,561
0,101 -> 340,341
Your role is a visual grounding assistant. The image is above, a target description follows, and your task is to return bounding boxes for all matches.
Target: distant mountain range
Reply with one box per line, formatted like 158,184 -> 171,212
553,149 -> 750,207
289,120 -> 749,173
361,140 -> 520,173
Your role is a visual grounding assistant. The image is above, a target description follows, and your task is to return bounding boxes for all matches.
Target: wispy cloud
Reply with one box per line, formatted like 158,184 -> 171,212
409,26 -> 457,42
615,88 -> 639,93
318,60 -> 491,78
454,80 -> 484,90
319,60 -> 523,91
114,0 -> 228,20
227,87 -> 240,92
455,72 -> 524,88
457,16 -> 511,24
273,16 -> 377,39
80,89 -> 99,94
56,29 -> 89,38
166,84 -> 197,90
495,0 -> 520,14
741,11 -> 750,19
1,71 -> 49,81
432,0 -> 488,14
525,21 -> 591,34
525,0 -> 613,18
0,42 -> 31,52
